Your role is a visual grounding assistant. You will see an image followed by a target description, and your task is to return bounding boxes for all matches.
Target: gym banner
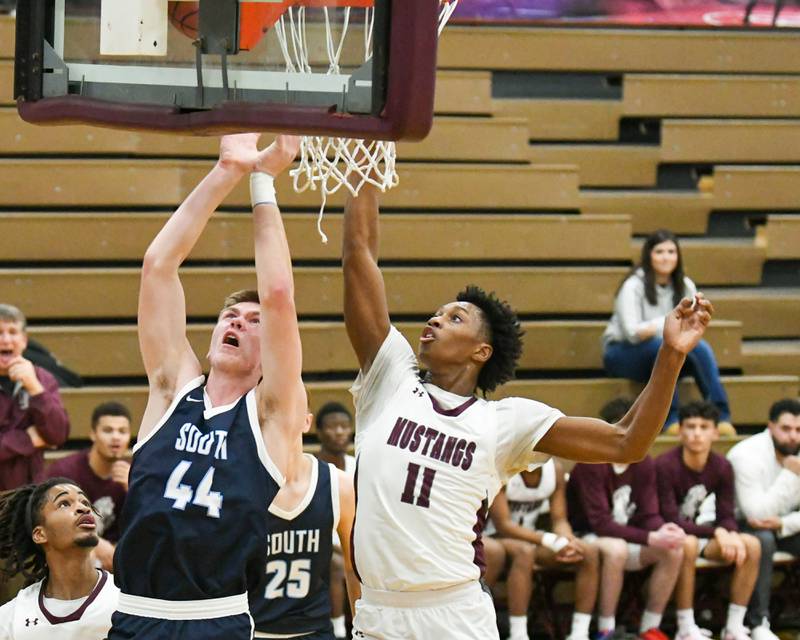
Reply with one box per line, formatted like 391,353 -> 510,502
452,0 -> 800,28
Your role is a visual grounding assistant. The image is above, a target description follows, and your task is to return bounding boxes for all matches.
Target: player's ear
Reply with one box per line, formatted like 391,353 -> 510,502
31,525 -> 47,545
472,342 -> 492,364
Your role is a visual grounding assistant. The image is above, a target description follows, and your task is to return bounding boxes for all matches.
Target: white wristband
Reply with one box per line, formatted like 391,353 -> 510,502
250,172 -> 277,209
541,532 -> 569,553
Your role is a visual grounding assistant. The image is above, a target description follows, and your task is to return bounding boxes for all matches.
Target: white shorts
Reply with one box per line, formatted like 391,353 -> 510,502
352,581 -> 498,640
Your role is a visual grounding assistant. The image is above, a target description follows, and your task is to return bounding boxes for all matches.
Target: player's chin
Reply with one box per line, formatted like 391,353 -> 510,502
74,532 -> 100,548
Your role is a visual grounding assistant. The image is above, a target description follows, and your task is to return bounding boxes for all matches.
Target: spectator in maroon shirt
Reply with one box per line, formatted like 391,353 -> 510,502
657,401 -> 760,640
567,397 -> 684,640
0,304 -> 69,491
40,401 -> 131,571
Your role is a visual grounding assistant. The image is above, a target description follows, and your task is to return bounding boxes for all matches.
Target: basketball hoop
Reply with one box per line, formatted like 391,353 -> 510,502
269,0 -> 459,242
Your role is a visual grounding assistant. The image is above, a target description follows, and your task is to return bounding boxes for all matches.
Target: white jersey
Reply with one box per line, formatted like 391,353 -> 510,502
351,327 -> 563,592
0,569 -> 118,640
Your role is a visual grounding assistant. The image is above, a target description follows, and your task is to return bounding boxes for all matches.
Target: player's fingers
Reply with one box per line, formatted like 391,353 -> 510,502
675,297 -> 694,317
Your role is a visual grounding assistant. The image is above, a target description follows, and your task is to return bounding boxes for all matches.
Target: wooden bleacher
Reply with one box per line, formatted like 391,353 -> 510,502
1,16 -> 798,450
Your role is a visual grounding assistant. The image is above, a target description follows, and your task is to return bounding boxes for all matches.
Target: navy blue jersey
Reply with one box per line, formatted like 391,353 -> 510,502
250,456 -> 338,635
114,376 -> 283,601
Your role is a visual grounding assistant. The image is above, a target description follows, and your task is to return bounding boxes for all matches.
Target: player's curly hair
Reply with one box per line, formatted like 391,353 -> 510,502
0,477 -> 78,586
457,285 -> 524,395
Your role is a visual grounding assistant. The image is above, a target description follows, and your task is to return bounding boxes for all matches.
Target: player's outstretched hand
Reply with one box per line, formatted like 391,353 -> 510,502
255,134 -> 301,178
662,293 -> 713,355
218,133 -> 300,177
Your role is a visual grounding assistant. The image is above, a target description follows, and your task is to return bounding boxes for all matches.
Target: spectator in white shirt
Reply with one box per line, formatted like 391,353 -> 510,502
727,398 -> 800,638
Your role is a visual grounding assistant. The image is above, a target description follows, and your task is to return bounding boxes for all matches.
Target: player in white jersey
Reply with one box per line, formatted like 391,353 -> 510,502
341,182 -> 715,639
0,477 -> 120,639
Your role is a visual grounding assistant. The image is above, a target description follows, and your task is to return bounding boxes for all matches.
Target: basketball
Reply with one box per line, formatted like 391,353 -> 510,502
168,1 -> 199,40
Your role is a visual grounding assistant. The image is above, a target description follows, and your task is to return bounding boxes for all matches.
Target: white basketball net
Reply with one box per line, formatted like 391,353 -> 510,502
272,1 -> 459,241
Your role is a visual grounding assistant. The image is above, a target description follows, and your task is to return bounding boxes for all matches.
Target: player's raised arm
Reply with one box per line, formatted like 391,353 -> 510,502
536,294 -> 713,463
342,183 -> 391,373
138,137 -> 250,436
247,135 -> 307,463
335,471 -> 361,614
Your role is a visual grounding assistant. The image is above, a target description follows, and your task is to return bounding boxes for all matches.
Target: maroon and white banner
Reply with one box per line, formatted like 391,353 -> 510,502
452,0 -> 800,28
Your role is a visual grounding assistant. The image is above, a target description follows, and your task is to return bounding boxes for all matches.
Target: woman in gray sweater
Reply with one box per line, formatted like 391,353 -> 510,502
602,230 -> 731,431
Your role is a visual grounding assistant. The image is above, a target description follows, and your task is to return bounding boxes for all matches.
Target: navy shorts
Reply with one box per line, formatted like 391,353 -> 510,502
109,611 -> 253,640
255,627 -> 335,640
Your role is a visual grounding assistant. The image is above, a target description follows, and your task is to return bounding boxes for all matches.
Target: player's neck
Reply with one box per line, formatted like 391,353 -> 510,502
88,447 -> 113,479
43,552 -> 98,600
681,446 -> 711,472
426,366 -> 477,398
205,368 -> 258,406
317,448 -> 345,470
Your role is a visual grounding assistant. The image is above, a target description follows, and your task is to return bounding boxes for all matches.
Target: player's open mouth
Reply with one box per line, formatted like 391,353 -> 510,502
420,327 -> 435,342
222,332 -> 240,348
77,514 -> 96,529
0,348 -> 13,357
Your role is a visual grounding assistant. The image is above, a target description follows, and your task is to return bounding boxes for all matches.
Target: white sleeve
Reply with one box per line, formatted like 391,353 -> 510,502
780,510 -> 800,538
494,396 -> 564,484
349,326 -> 418,439
729,449 -> 800,520
0,598 -> 15,639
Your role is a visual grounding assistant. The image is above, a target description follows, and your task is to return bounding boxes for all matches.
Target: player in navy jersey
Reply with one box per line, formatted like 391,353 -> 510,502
109,133 -> 306,640
341,180 -> 715,639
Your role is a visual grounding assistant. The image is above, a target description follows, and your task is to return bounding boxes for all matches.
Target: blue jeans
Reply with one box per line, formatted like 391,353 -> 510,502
603,337 -> 731,428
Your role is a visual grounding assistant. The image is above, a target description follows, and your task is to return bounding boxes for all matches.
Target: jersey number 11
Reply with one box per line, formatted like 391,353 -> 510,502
400,462 -> 436,508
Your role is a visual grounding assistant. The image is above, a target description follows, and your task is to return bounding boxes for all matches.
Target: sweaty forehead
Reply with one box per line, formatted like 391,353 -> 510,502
220,302 -> 260,318
443,301 -> 481,317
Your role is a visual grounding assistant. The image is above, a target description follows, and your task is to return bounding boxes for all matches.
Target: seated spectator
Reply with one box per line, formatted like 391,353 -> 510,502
488,458 -> 599,640
0,304 -> 69,491
601,230 -> 732,432
727,398 -> 800,639
314,402 -> 355,639
0,477 -> 120,638
39,401 -> 131,572
567,397 -> 685,640
656,401 -> 760,640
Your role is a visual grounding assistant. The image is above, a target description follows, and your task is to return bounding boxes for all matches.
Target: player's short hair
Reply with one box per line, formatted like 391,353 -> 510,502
0,304 -> 26,330
221,289 -> 260,313
678,400 -> 720,425
315,401 -> 352,431
91,401 -> 132,430
0,477 -> 80,585
599,397 -> 634,424
768,398 -> 800,422
456,285 -> 523,395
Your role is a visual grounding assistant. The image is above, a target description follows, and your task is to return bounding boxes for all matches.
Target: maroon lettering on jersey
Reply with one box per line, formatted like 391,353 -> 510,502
420,427 -> 439,456
430,433 -> 447,461
461,442 -> 477,471
439,435 -> 458,463
452,439 -> 467,467
408,424 -> 426,452
387,417 -> 408,446
399,420 -> 418,449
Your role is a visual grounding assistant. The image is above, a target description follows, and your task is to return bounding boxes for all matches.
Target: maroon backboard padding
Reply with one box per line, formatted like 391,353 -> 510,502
17,0 -> 439,140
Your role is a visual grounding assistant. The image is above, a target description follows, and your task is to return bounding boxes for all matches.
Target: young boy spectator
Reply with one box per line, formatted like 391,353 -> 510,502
40,401 -> 131,571
657,401 -> 760,640
488,458 -> 600,640
567,397 -> 685,640
727,398 -> 800,639
314,401 -> 355,639
0,304 -> 69,491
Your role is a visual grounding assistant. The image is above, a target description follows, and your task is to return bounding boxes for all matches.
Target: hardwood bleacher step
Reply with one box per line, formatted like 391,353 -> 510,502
712,165 -> 800,209
530,144 -> 660,187
759,215 -> 800,259
59,374 -> 799,439
438,27 -> 800,73
434,71 -> 493,115
630,237 -> 765,286
623,74 -> 800,117
492,98 -> 622,142
661,120 -> 800,163
0,212 -> 632,262
0,265 -> 628,319
27,319 -> 743,379
741,339 -> 800,376
580,190 -> 712,235
703,287 -> 800,339
0,159 -> 580,209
